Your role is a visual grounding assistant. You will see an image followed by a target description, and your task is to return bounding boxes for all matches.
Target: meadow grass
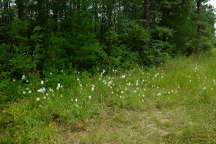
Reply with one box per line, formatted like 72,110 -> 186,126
1,53 -> 216,143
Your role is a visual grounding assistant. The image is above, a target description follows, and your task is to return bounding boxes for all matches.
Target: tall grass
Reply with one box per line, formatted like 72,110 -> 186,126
1,53 -> 216,143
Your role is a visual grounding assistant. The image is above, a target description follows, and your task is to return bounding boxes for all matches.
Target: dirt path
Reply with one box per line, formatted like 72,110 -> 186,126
58,107 -> 193,144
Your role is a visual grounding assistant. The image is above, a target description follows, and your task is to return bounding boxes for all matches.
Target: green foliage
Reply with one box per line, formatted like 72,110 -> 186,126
101,29 -> 140,69
119,22 -> 150,51
210,48 -> 216,56
9,19 -> 30,45
0,0 -> 215,75
10,45 -> 37,73
0,0 -> 215,103
68,33 -> 103,69
0,79 -> 10,103
45,35 -> 69,69
0,78 -> 21,103
44,32 -> 103,70
154,26 -> 174,41
102,22 -> 169,68
0,44 -> 11,72
0,43 -> 37,76
143,41 -> 171,66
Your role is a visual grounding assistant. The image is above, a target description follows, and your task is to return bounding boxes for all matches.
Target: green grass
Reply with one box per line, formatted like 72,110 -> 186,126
1,53 -> 216,143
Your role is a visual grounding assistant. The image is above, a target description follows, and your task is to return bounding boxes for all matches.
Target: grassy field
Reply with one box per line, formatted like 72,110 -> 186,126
1,53 -> 216,144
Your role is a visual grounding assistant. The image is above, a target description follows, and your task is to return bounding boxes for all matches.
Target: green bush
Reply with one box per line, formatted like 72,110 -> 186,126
142,41 -> 171,66
0,44 -> 11,72
101,29 -> 140,69
119,22 -> 150,52
0,78 -> 22,103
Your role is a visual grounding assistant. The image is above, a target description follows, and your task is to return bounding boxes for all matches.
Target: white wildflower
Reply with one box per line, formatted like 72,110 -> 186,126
88,96 -> 92,99
112,69 -> 116,73
121,75 -> 126,79
155,73 -> 160,78
22,91 -> 26,95
22,75 -> 26,80
37,87 -> 46,93
213,80 -> 216,85
41,80 -> 44,85
56,83 -> 62,90
36,97 -> 40,101
28,90 -> 32,94
127,82 -> 131,86
156,93 -> 161,96
49,88 -> 54,93
91,85 -> 95,92
102,69 -> 106,74
13,79 -> 16,82
194,64 -> 198,72
108,81 -> 112,86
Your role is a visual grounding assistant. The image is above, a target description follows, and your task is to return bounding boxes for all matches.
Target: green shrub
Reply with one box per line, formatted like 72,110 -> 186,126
119,22 -> 150,52
0,78 -> 21,103
102,23 -> 150,68
0,44 -> 11,72
9,45 -> 37,74
142,41 -> 171,66
102,30 -> 140,69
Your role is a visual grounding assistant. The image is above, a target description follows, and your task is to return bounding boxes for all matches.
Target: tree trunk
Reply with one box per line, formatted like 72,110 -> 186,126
196,0 -> 202,37
143,0 -> 150,30
5,0 -> 11,24
16,0 -> 25,20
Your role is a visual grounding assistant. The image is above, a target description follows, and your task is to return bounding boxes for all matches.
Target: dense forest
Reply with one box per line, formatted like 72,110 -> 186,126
0,0 -> 215,75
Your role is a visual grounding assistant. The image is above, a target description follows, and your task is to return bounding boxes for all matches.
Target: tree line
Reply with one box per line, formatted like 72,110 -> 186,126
0,0 -> 215,76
